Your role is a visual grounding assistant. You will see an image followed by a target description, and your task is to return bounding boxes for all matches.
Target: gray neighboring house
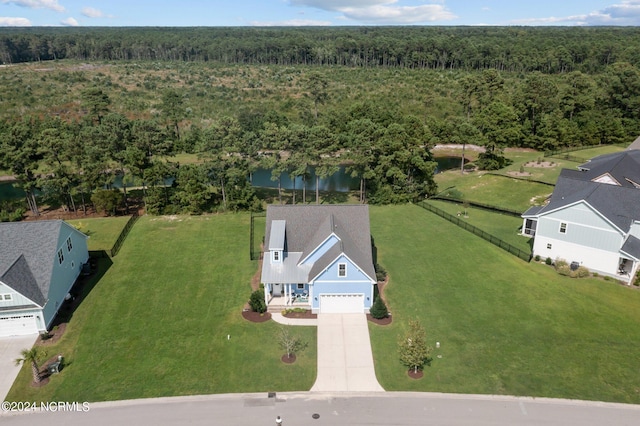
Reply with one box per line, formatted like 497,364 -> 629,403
0,220 -> 89,337
261,204 -> 377,314
522,146 -> 640,283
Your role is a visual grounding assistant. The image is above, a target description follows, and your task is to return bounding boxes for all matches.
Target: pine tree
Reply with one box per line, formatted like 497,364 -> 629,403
370,296 -> 389,319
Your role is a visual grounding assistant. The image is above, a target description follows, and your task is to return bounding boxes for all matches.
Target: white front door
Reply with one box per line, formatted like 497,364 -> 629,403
272,283 -> 282,296
0,314 -> 39,337
319,294 -> 364,314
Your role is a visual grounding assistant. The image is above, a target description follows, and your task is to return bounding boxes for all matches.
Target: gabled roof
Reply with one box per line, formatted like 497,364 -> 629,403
262,205 -> 376,284
525,170 -> 640,232
0,220 -> 82,304
621,235 -> 640,260
627,135 -> 640,151
576,150 -> 640,189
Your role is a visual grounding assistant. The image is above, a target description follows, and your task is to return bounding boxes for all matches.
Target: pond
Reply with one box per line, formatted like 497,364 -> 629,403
0,156 -> 466,201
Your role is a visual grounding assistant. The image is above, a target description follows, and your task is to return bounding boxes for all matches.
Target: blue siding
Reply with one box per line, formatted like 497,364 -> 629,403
301,234 -> 339,265
42,223 -> 89,328
311,254 -> 374,310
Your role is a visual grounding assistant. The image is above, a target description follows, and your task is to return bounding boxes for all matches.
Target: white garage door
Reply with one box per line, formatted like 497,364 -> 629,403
320,294 -> 364,314
0,315 -> 39,337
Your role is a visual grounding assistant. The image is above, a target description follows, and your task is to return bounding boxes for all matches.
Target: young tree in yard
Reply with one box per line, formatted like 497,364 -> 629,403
249,289 -> 266,313
398,319 -> 432,374
15,347 -> 47,384
277,326 -> 308,360
370,296 -> 389,320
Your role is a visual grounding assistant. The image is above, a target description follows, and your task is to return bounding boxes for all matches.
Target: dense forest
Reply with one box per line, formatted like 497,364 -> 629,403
1,27 -> 640,217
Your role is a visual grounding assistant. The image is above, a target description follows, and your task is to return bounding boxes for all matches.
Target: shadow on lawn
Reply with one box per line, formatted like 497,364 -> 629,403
50,251 -> 113,328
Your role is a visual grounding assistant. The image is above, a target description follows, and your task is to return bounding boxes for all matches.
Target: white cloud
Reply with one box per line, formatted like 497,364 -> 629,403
0,16 -> 31,26
60,16 -> 79,26
512,1 -> 640,26
82,7 -> 105,18
1,0 -> 64,12
290,0 -> 456,24
251,18 -> 332,26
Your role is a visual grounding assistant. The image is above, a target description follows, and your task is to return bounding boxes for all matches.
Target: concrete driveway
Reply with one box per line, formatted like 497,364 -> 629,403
311,314 -> 384,392
0,334 -> 38,401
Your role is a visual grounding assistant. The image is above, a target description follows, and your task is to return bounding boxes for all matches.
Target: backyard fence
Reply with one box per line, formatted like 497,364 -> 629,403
485,172 -> 555,188
544,143 -> 627,163
110,211 -> 140,257
429,195 -> 525,217
250,211 -> 266,260
418,201 -> 532,262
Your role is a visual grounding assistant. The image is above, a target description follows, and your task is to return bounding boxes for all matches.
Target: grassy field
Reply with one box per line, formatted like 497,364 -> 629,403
66,217 -> 132,251
7,214 -> 316,402
369,204 -> 640,403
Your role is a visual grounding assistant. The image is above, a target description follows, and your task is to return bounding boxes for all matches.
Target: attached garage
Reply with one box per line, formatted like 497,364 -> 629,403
0,314 -> 39,337
319,294 -> 364,314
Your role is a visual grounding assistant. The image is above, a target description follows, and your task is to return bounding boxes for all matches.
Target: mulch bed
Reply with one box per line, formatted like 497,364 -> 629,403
407,369 -> 424,379
281,354 -> 296,364
35,323 -> 67,346
242,310 -> 272,323
283,310 -> 317,319
367,314 -> 392,325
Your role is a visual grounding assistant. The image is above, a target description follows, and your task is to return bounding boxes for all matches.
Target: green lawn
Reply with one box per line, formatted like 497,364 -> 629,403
369,204 -> 640,403
7,214 -> 316,402
66,217 -> 132,251
424,200 -> 532,254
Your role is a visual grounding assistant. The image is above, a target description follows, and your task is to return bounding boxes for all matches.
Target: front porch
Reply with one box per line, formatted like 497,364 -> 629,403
264,282 -> 311,312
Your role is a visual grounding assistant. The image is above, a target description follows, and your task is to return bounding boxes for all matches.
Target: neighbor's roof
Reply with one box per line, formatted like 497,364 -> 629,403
262,205 -> 376,284
527,170 -> 640,232
0,220 -> 79,306
627,135 -> 640,151
576,150 -> 640,189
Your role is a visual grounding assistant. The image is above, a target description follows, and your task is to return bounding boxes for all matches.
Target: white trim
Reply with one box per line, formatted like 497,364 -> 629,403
309,252 -> 376,284
534,200 -> 626,235
0,281 -> 44,308
298,232 -> 340,265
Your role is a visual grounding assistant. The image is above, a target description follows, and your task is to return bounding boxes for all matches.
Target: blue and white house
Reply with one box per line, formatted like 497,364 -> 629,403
261,205 -> 377,314
0,220 -> 89,336
522,142 -> 640,284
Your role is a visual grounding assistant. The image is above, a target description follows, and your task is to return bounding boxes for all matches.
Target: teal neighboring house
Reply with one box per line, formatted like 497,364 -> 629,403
0,220 -> 89,337
261,205 -> 377,314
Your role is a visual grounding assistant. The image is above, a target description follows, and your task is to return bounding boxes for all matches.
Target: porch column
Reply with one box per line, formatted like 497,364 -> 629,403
284,284 -> 289,305
628,261 -> 639,286
264,284 -> 270,307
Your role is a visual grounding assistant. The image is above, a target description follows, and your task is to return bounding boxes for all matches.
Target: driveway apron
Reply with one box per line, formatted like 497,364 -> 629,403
0,334 -> 38,401
311,313 -> 384,392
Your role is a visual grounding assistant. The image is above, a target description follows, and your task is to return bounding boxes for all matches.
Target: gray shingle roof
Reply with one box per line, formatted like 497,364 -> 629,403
621,235 -> 640,260
262,205 -> 376,284
0,220 -> 64,305
577,150 -> 640,188
627,135 -> 640,151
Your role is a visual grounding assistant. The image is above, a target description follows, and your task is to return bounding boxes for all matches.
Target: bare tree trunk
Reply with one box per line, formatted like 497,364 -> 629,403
302,175 -> 306,204
315,175 -> 320,204
461,143 -> 466,174
31,361 -> 41,384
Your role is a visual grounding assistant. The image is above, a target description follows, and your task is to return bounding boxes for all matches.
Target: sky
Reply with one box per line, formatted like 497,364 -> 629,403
1,0 -> 640,27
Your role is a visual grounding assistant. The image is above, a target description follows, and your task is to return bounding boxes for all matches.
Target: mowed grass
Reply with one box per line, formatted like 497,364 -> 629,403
8,214 -> 316,402
424,200 -> 532,254
66,216 -> 132,251
369,204 -> 640,404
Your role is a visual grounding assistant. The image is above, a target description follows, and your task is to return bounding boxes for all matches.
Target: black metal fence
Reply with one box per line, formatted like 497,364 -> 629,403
110,211 -> 140,257
544,143 -> 627,163
250,211 -> 266,260
429,195 -> 525,217
485,172 -> 556,187
418,201 -> 532,262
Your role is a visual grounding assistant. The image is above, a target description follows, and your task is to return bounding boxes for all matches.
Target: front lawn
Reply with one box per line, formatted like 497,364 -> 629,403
7,214 -> 316,402
369,204 -> 640,404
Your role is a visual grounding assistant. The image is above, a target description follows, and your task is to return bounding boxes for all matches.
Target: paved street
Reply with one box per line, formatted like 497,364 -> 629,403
2,392 -> 639,425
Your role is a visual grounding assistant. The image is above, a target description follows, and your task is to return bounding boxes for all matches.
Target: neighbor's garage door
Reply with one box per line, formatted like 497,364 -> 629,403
0,315 -> 38,337
319,294 -> 364,314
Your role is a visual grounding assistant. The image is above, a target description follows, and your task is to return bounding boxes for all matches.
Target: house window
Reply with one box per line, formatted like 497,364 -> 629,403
2,294 -> 12,301
547,243 -> 552,249
273,251 -> 279,262
57,248 -> 64,264
559,223 -> 567,234
66,237 -> 73,251
297,284 -> 304,290
338,263 -> 347,277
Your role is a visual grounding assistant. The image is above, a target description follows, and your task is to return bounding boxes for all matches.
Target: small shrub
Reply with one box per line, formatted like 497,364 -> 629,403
576,266 -> 590,278
545,257 -> 552,265
633,270 -> 640,286
375,263 -> 387,282
519,164 -> 525,173
554,258 -> 568,271
249,289 -> 266,313
604,276 -> 612,281
593,272 -> 599,278
557,264 -> 572,276
534,255 -> 541,262
370,296 -> 389,319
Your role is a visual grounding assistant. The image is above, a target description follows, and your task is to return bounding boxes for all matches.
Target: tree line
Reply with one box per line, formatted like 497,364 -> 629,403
2,26 -> 640,73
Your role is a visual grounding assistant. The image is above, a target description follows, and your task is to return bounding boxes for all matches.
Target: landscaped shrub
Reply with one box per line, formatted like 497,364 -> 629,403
557,264 -> 572,276
249,289 -> 266,313
370,296 -> 389,319
375,263 -> 387,282
634,270 -> 640,286
554,258 -> 568,271
534,255 -> 541,262
545,257 -> 552,265
576,266 -> 590,278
